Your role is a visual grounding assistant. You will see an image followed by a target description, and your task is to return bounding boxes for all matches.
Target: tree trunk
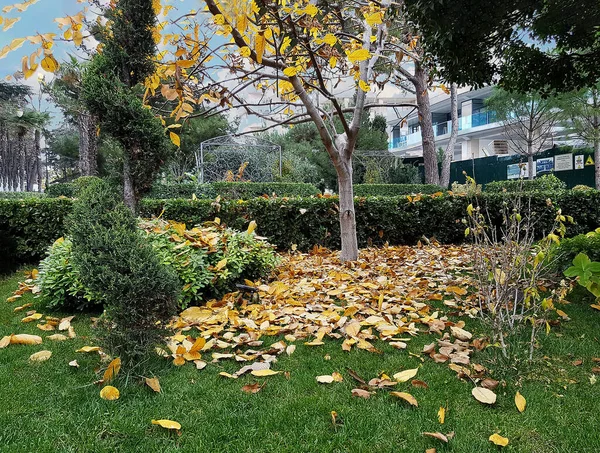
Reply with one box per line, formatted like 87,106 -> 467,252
527,152 -> 534,180
414,63 -> 439,185
123,152 -> 136,213
17,129 -> 26,191
595,139 -> 600,190
78,113 -> 98,176
336,155 -> 358,262
440,83 -> 458,188
35,129 -> 42,192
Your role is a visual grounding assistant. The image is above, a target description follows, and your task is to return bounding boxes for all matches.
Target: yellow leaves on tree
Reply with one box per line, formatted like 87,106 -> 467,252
347,49 -> 371,63
254,31 -> 265,64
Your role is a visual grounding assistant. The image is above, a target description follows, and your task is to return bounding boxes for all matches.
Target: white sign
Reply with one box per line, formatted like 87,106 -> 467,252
575,155 -> 584,170
507,162 -> 535,179
554,154 -> 573,171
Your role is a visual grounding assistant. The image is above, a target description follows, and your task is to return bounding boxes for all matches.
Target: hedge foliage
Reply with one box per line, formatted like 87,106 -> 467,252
484,174 -> 567,192
148,181 -> 320,199
45,176 -> 103,198
353,184 -> 442,197
550,228 -> 600,272
0,192 -> 45,199
0,198 -> 72,273
4,190 -> 600,270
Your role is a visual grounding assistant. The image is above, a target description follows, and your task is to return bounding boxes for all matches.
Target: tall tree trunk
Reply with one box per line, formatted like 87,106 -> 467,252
123,151 -> 136,213
35,129 -> 42,192
17,129 -> 26,191
440,83 -> 458,188
594,139 -> 600,190
336,155 -> 358,261
527,148 -> 534,180
414,62 -> 439,185
78,113 -> 98,176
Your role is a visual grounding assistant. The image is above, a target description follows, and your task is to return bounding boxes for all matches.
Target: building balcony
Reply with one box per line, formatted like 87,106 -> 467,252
389,110 -> 498,151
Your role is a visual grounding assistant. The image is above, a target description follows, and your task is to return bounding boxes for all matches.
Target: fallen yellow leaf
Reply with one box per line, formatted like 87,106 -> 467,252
103,358 -> 121,382
29,350 -> 52,362
151,419 -> 181,430
390,391 -> 418,407
100,386 -> 120,400
251,369 -> 281,377
515,391 -> 526,413
472,387 -> 497,405
393,368 -> 419,382
489,433 -> 509,446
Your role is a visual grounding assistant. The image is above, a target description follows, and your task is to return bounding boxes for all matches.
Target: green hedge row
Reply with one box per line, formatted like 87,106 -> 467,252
0,198 -> 72,273
0,192 -> 46,199
353,184 -> 442,197
3,190 -> 600,271
484,174 -> 567,192
147,181 -> 320,199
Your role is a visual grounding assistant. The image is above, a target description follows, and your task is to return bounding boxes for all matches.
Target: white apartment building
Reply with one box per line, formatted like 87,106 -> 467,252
387,86 -> 569,161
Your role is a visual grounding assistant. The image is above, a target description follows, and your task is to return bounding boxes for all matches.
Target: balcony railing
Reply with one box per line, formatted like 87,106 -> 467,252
389,110 -> 498,150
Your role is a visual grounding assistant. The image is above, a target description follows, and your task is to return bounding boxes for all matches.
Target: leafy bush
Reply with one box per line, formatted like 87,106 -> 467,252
484,174 -> 567,192
551,229 -> 600,272
37,218 -> 279,311
69,179 -> 180,364
353,184 -> 441,197
45,176 -> 104,198
45,183 -> 76,198
573,185 -> 594,191
148,181 -> 320,199
564,253 -> 600,305
0,198 -> 72,273
37,238 -> 97,311
3,189 -> 600,271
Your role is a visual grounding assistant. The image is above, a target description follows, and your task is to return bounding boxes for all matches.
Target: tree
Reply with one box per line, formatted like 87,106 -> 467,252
46,58 -> 99,177
439,83 -> 458,188
560,84 -> 600,188
486,88 -> 560,179
404,0 -> 600,94
82,0 -> 171,211
182,0 -> 415,260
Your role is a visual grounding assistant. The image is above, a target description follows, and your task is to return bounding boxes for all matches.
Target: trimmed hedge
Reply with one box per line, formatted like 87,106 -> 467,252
484,174 -> 567,192
148,181 -> 320,199
0,198 -> 72,273
3,190 -> 600,270
354,184 -> 442,197
0,192 -> 45,199
45,183 -> 76,198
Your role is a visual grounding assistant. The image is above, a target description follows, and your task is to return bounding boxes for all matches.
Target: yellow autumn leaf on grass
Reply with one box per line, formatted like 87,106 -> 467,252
169,131 -> 180,147
10,334 -> 42,345
251,369 -> 281,377
29,350 -> 52,362
489,433 -> 509,446
215,258 -> 228,270
438,406 -> 445,424
515,391 -> 526,413
393,368 -> 418,382
390,391 -> 418,407
347,49 -> 371,63
103,358 -> 121,382
152,419 -> 181,430
76,346 -> 101,353
472,387 -> 497,405
21,313 -> 42,323
145,377 -> 162,393
100,386 -> 120,400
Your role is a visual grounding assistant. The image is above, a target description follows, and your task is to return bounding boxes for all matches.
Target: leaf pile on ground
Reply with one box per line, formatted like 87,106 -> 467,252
166,243 -> 480,368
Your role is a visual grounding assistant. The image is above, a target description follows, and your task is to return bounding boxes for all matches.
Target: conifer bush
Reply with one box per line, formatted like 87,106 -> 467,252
68,179 -> 180,363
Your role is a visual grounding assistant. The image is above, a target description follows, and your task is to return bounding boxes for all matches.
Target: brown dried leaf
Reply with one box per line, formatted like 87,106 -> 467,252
422,432 -> 448,443
145,377 -> 162,393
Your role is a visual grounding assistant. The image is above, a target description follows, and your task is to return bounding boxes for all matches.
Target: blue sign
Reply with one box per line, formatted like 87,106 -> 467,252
536,157 -> 554,174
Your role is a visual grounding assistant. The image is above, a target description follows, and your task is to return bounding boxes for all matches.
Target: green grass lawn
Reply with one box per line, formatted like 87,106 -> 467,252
1,270 -> 599,453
